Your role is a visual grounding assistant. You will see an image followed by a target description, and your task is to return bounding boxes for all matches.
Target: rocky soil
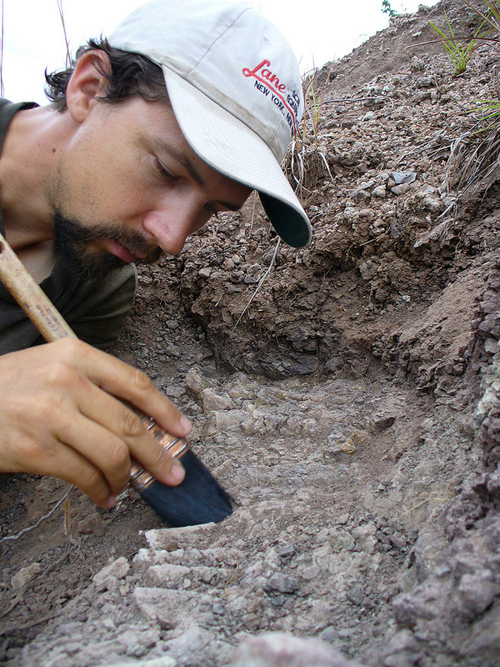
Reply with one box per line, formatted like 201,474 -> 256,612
1,0 -> 500,665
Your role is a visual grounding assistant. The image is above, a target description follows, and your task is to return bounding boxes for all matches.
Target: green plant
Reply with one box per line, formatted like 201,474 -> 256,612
471,99 -> 500,132
464,2 -> 500,134
428,11 -> 485,74
415,1 -> 500,210
381,0 -> 397,18
303,61 -> 334,141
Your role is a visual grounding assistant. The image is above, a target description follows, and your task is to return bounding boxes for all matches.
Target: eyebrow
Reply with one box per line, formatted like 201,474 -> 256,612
156,140 -> 205,186
154,140 -> 245,212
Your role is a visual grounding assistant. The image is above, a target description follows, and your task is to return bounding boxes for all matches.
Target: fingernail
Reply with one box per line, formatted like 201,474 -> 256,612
179,415 -> 192,434
104,496 -> 117,509
169,461 -> 185,484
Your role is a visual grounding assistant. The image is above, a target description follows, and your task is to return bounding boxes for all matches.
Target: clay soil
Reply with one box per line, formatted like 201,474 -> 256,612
1,1 -> 500,666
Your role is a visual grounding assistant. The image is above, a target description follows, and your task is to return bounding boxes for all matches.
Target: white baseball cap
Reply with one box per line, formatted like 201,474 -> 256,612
109,0 -> 311,248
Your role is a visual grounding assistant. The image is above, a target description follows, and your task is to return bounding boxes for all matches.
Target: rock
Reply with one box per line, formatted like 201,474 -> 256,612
205,409 -> 247,432
99,657 -> 176,667
198,267 -> 212,279
459,602 -> 500,659
392,581 -> 444,624
11,563 -> 41,591
347,584 -> 365,606
390,171 -> 417,185
201,387 -> 233,412
372,185 -> 387,198
185,367 -> 210,394
266,573 -> 300,594
390,183 -> 411,196
301,566 -> 321,581
278,545 -> 296,561
359,260 -> 378,281
319,626 -> 339,643
329,529 -> 356,553
144,523 -> 218,550
148,563 -> 190,586
352,523 -> 378,554
381,628 -> 422,667
133,587 -> 214,629
372,411 -> 396,429
76,511 -> 105,536
163,622 -> 215,660
457,570 -> 500,619
416,76 -> 433,88
422,193 -> 444,212
233,632 -> 366,666
371,400 -> 401,429
93,557 -> 130,591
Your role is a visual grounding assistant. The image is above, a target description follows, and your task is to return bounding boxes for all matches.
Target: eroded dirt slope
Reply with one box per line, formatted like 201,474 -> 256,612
1,1 -> 500,666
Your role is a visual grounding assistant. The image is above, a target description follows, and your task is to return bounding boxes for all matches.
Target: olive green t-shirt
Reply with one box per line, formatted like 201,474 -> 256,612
0,99 -> 137,354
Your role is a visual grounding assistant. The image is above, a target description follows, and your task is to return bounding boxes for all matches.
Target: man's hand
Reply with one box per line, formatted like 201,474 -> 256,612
0,338 -> 191,508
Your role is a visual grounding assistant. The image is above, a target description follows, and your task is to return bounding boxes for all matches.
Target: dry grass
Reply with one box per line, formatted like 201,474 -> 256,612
285,63 -> 336,200
444,123 -> 500,197
421,1 -> 500,210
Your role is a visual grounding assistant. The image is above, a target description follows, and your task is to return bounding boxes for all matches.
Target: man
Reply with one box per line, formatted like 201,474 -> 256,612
0,0 -> 311,510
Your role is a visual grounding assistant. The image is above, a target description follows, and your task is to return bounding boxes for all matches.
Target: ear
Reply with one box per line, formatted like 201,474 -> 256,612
65,51 -> 111,123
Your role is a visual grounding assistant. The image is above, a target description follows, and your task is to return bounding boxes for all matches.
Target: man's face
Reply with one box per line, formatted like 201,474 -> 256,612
48,96 -> 251,278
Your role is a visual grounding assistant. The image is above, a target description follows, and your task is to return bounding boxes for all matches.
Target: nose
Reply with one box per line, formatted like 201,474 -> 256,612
141,198 -> 201,255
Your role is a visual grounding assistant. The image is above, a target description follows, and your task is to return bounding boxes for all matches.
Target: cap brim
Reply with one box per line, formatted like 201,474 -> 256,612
162,67 -> 312,248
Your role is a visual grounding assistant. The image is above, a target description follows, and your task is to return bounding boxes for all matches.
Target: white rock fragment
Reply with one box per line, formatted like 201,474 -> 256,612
11,562 -> 41,591
233,632 -> 365,666
93,557 -> 130,590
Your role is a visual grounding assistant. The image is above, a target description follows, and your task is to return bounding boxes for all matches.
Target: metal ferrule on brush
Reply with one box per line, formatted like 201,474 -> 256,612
129,416 -> 189,493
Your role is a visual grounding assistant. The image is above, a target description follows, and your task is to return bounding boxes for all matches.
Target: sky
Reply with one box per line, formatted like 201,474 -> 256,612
0,0 -> 440,104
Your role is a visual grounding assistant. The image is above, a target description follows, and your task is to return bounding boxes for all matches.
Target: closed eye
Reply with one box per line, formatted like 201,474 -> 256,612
154,158 -> 178,183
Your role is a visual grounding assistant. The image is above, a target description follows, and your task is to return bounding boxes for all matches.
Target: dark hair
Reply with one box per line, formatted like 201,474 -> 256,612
44,38 -> 169,112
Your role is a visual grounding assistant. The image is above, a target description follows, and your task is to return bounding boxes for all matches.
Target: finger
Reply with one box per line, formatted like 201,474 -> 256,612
53,455 -> 118,509
58,340 -> 192,437
54,409 -> 132,495
8,430 -> 117,508
73,379 -> 186,487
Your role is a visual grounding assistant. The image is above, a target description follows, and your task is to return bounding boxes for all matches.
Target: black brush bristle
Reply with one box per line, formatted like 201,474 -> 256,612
138,449 -> 233,527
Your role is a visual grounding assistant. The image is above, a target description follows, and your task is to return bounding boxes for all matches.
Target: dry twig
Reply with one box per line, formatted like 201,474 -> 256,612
56,0 -> 71,67
233,238 -> 280,330
1,486 -> 73,543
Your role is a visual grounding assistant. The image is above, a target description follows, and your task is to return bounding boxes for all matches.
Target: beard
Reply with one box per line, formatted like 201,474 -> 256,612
53,211 -> 162,280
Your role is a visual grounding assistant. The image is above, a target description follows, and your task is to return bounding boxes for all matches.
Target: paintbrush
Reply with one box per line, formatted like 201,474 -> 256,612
0,232 -> 233,527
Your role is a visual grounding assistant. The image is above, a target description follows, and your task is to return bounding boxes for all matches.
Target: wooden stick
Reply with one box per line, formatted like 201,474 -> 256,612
0,232 -> 76,343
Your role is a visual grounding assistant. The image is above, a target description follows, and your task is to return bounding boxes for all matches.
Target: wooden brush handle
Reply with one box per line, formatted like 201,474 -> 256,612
0,232 -> 76,343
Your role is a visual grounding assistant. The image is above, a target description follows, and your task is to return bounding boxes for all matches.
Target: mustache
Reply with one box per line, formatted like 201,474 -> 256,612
53,212 -> 162,280
60,218 -> 159,260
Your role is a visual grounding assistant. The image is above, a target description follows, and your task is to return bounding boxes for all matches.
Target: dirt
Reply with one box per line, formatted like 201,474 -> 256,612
1,0 -> 500,665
